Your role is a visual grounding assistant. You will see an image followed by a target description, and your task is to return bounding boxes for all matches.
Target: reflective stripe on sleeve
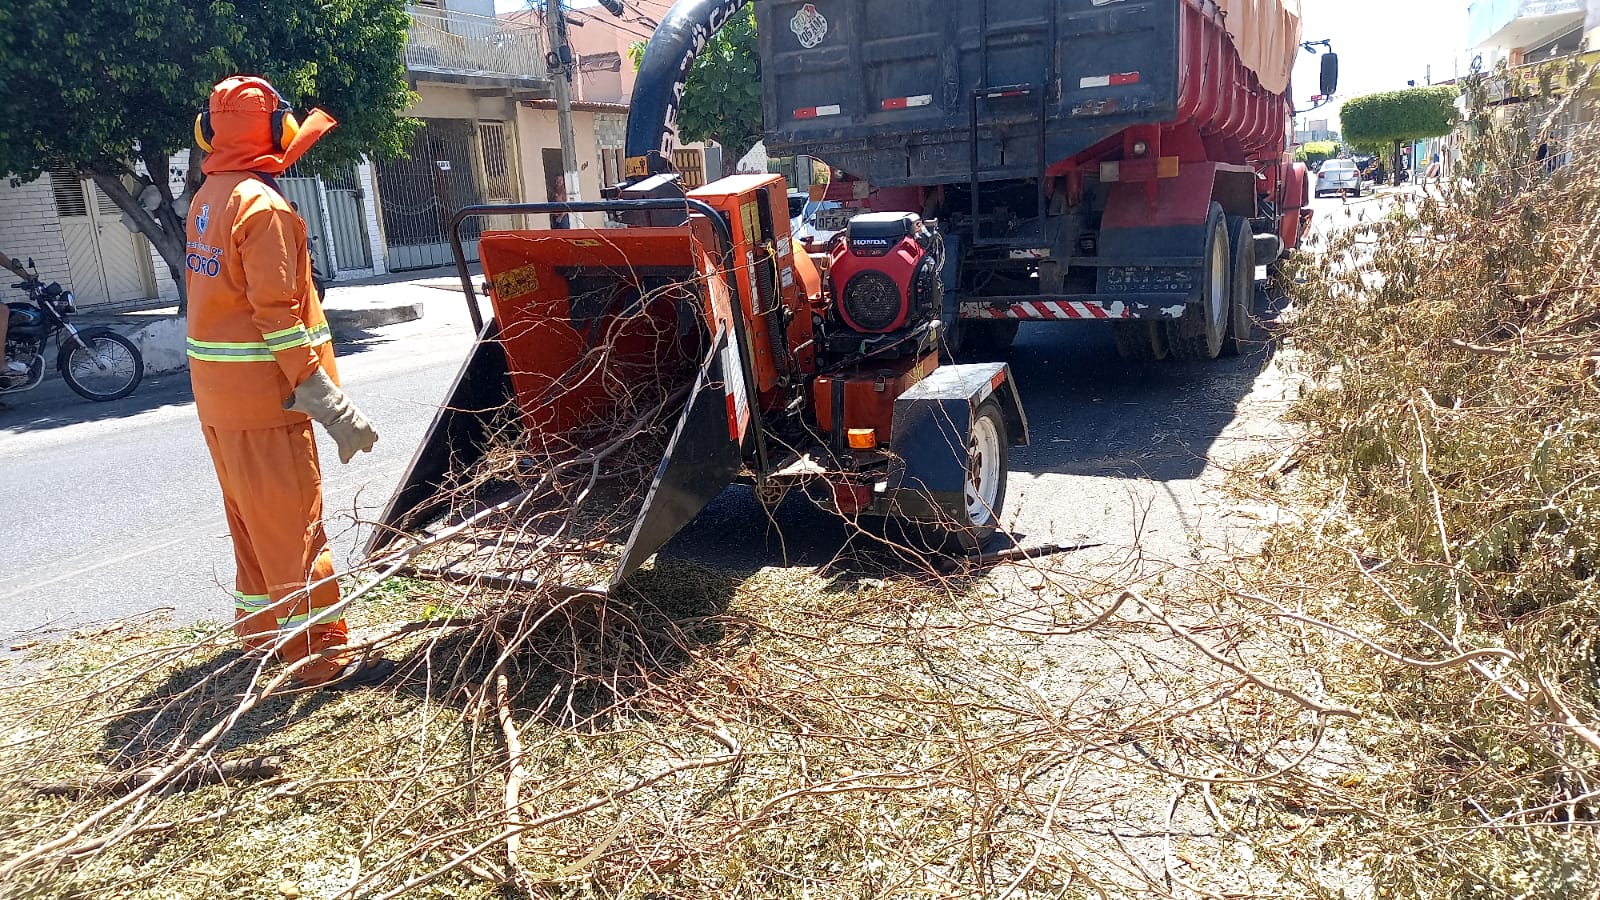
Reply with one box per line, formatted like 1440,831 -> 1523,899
263,324 -> 311,351
188,321 -> 330,362
234,592 -> 271,612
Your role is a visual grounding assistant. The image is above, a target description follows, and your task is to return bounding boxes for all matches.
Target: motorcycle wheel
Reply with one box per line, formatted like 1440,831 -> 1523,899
59,330 -> 143,401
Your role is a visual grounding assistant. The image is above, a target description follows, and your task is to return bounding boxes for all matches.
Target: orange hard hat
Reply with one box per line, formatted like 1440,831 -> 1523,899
196,76 -> 337,175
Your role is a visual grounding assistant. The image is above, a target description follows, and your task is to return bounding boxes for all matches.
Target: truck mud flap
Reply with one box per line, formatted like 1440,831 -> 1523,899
366,320 -> 513,557
612,328 -> 747,587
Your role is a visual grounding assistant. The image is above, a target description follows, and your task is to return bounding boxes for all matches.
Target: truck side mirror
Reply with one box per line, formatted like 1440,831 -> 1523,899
1320,53 -> 1339,99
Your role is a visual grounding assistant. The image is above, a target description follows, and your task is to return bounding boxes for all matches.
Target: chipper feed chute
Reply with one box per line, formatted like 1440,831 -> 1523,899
367,198 -> 762,593
369,179 -> 1030,595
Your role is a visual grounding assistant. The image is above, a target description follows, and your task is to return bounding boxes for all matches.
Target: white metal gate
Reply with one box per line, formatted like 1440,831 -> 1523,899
50,169 -> 155,308
375,119 -> 487,270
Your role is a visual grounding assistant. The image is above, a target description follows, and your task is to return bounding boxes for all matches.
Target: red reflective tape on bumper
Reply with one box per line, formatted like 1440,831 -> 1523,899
881,95 -> 932,110
793,105 -> 841,119
962,301 -> 1135,320
1080,72 -> 1142,89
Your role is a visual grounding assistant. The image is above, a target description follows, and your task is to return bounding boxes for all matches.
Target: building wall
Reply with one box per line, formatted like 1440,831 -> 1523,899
516,105 -> 610,228
0,176 -> 71,295
505,0 -> 676,105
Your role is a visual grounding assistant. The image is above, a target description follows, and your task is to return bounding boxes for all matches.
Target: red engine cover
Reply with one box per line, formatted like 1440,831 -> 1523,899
828,233 -> 927,334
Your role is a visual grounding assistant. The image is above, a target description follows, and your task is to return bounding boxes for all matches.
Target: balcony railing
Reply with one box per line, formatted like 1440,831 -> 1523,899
406,5 -> 551,87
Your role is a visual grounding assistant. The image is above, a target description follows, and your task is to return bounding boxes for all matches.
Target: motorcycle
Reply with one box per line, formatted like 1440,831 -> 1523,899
2,256 -> 144,402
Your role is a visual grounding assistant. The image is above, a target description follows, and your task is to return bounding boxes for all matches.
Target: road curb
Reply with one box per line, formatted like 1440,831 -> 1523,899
99,299 -> 425,378
324,300 -> 425,334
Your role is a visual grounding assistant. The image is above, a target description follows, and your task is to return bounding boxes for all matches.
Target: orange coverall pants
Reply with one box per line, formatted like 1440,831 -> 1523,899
202,421 -> 350,685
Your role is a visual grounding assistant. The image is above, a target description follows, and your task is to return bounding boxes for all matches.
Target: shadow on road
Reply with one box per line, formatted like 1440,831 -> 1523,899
0,332 -> 406,432
1003,286 -> 1286,482
0,372 -> 195,433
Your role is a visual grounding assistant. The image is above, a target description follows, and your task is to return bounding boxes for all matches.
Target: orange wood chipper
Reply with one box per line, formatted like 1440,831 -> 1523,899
368,173 -> 1028,591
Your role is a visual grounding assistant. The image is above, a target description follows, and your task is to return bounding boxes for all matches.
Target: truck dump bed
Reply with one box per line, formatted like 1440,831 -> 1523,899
758,0 -> 1302,186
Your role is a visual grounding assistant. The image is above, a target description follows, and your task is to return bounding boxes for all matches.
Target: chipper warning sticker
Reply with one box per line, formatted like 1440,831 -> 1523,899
720,326 -> 751,442
790,3 -> 827,48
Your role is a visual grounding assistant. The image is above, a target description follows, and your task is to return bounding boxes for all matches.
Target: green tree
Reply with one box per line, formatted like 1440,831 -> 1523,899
1340,86 -> 1459,185
630,5 -> 763,175
1294,141 -> 1339,166
0,0 -> 416,309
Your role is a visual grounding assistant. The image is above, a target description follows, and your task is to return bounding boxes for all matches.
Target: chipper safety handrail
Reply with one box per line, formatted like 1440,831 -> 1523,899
444,196 -> 769,474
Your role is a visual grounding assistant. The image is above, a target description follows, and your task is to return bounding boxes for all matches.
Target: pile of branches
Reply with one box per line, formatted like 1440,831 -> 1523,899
0,249 -> 1372,897
1266,59 -> 1600,898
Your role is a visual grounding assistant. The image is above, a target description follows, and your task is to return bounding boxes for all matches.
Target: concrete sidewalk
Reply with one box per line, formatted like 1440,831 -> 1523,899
74,263 -> 482,374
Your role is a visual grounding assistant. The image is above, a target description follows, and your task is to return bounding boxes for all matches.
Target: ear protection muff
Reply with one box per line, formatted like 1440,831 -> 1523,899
194,111 -> 214,152
194,80 -> 296,152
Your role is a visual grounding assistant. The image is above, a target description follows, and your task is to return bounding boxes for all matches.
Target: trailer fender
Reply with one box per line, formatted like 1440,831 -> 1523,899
882,363 -> 1027,520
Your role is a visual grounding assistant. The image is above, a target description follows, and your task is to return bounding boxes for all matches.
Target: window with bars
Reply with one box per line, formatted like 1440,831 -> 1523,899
600,148 -> 623,188
478,121 -> 515,201
672,149 -> 705,188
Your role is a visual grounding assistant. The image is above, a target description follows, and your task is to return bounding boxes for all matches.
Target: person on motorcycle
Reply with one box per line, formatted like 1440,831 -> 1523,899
187,75 -> 391,688
1,309 -> 24,375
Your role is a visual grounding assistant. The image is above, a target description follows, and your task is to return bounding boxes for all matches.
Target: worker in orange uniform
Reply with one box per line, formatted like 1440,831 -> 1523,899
187,75 -> 392,688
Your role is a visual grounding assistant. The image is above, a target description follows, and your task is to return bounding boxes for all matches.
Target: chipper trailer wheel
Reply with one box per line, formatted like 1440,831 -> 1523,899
1221,216 -> 1256,358
1164,203 -> 1230,361
902,398 -> 1009,553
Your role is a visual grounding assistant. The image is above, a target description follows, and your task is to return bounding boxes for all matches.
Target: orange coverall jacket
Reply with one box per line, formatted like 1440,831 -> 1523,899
186,172 -> 336,429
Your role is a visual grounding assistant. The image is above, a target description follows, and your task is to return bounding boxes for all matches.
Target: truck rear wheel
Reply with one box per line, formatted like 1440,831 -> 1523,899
1164,203 -> 1229,361
1112,320 -> 1169,361
1221,217 -> 1256,357
964,320 -> 1020,356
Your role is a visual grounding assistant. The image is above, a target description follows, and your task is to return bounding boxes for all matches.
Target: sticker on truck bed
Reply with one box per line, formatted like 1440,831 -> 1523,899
790,3 -> 827,48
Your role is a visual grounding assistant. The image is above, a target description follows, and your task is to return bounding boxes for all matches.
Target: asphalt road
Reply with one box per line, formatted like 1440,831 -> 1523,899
0,288 -> 481,644
1,194 -> 1364,644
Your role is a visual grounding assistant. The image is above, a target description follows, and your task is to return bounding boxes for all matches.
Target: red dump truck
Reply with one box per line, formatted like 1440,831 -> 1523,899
627,0 -> 1334,361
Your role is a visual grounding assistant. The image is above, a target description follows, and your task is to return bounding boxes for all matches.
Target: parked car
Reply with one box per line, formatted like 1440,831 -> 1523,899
1315,158 -> 1367,197
787,189 -> 842,243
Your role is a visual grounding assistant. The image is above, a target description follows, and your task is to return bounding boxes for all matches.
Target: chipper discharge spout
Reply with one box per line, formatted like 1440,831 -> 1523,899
369,175 -> 1029,595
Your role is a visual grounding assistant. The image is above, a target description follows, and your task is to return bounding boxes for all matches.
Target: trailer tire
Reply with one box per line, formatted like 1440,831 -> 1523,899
898,399 -> 1008,554
1112,320 -> 1169,362
1165,203 -> 1229,361
1222,216 -> 1256,357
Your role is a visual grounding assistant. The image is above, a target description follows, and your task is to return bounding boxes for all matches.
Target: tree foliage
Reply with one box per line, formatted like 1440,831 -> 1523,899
0,0 -> 416,306
1340,87 -> 1459,145
630,6 -> 763,175
1294,141 -> 1339,166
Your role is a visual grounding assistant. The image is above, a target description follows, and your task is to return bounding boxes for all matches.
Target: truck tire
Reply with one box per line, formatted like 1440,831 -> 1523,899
1112,320 -> 1169,361
1164,203 -> 1229,361
965,320 -> 1020,356
1221,216 -> 1256,357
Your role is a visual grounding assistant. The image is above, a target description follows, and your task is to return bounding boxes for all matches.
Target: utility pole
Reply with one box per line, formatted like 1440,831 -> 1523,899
543,0 -> 582,218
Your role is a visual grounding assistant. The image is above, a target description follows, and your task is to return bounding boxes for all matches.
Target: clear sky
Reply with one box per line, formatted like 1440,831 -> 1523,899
496,0 -> 1475,131
1292,0 -> 1472,128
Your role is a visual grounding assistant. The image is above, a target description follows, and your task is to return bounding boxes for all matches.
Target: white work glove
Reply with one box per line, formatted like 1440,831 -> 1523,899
285,368 -> 379,463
